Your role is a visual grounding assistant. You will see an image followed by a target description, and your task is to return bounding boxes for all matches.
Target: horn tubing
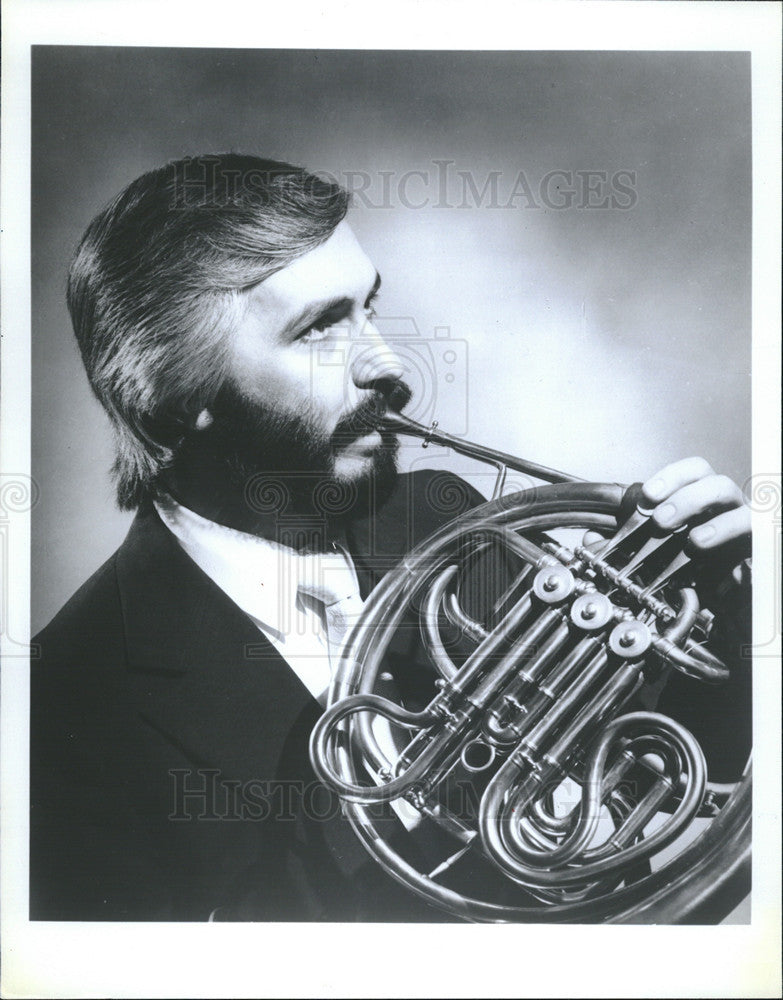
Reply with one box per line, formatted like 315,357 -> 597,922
382,411 -> 584,485
478,712 -> 707,888
305,421 -> 745,920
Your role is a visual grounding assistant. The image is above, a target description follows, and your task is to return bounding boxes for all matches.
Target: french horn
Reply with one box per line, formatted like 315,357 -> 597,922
309,412 -> 752,923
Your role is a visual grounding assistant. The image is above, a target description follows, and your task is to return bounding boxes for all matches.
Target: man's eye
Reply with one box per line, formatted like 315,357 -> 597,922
298,314 -> 344,343
299,323 -> 331,344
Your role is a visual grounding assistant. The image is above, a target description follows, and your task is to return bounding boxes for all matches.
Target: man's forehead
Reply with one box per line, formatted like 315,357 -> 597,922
247,221 -> 376,310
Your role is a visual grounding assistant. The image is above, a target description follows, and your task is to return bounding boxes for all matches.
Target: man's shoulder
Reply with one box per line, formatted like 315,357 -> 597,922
33,550 -> 123,661
347,468 -> 487,573
33,503 -> 177,664
33,498 -> 181,633
393,468 -> 487,541
405,466 -> 486,510
30,547 -> 131,765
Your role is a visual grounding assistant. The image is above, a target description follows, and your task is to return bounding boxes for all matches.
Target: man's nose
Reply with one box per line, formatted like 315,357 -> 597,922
349,324 -> 405,389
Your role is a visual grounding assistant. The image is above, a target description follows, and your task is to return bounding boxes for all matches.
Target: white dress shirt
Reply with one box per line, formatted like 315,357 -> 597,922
154,496 -> 363,706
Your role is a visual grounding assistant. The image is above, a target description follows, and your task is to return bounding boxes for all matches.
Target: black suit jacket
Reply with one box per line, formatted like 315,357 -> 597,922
30,470 -> 492,921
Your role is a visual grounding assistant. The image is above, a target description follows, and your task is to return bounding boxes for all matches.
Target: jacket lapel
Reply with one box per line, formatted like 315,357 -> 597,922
115,504 -> 320,785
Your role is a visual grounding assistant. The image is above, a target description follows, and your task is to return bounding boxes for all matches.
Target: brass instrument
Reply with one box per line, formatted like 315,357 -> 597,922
309,412 -> 751,922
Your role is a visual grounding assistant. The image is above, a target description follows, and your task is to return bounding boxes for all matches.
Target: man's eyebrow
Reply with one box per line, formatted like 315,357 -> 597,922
282,297 -> 352,339
282,271 -> 382,339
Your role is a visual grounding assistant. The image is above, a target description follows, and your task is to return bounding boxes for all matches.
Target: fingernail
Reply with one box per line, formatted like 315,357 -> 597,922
656,503 -> 677,525
645,477 -> 666,501
691,524 -> 716,545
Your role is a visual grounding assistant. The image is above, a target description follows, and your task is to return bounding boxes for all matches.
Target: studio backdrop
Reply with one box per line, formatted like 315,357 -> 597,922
31,47 -> 751,633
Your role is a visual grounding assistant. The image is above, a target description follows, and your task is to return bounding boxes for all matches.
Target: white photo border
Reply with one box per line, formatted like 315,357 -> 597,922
2,2 -> 781,998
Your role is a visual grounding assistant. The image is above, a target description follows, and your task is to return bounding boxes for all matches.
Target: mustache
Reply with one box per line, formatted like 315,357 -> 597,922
331,379 -> 412,446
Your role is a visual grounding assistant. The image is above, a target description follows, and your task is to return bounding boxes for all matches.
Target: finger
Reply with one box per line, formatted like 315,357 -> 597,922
688,505 -> 751,551
642,457 -> 715,506
652,474 -> 745,530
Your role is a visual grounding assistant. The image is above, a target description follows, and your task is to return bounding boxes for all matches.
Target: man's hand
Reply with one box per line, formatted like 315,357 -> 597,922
583,457 -> 751,586
641,457 -> 750,553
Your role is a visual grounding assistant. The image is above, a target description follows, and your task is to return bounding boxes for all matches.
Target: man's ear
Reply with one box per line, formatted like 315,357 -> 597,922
193,408 -> 214,431
139,405 -> 213,446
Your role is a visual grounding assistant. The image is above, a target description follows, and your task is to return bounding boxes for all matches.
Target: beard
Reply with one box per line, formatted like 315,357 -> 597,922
174,379 -> 410,536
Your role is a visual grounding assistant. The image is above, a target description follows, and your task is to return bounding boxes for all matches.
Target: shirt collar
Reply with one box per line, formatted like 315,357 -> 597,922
153,496 -> 359,644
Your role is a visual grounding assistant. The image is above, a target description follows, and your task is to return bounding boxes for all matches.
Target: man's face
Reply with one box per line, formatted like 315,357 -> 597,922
194,222 -> 409,519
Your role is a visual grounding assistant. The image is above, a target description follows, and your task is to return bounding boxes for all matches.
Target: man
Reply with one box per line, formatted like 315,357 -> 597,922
30,154 -> 751,922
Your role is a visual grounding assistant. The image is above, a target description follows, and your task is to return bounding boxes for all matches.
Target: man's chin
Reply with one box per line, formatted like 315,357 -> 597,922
332,447 -> 385,482
328,436 -> 400,519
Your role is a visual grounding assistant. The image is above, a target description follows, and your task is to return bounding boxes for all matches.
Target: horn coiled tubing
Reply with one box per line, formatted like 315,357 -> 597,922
308,413 -> 752,923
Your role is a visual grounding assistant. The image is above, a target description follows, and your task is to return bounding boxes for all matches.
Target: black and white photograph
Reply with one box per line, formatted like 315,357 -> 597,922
1,2 -> 780,997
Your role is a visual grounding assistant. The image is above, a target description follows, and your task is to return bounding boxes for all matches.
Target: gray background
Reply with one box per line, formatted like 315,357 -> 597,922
31,48 -> 751,633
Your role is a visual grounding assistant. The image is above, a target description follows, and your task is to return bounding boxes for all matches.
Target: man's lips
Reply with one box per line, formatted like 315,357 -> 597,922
332,422 -> 389,452
344,429 -> 383,454
331,382 -> 412,449
333,398 -> 390,442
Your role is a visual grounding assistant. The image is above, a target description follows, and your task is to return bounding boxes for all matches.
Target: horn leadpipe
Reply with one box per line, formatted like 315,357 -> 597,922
382,411 -> 584,486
